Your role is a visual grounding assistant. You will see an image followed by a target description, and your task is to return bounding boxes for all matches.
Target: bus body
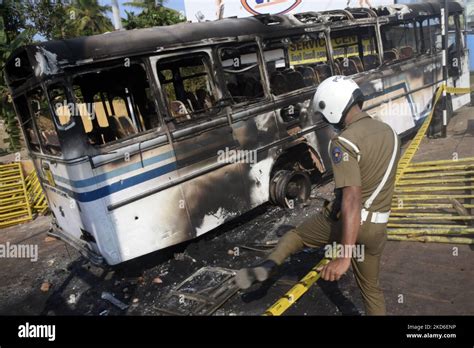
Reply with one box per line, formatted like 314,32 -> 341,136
5,2 -> 469,265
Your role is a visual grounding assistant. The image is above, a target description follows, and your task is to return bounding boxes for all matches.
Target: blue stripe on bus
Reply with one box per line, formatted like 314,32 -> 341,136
53,150 -> 175,188
52,161 -> 178,203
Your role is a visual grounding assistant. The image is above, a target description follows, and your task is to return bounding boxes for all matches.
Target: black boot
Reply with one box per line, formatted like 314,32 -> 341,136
235,260 -> 278,289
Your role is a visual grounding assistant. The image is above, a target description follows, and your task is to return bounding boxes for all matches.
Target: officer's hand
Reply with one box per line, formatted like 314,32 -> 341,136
317,258 -> 351,282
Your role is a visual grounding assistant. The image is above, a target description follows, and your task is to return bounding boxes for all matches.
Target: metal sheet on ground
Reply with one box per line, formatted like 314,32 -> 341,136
156,266 -> 238,316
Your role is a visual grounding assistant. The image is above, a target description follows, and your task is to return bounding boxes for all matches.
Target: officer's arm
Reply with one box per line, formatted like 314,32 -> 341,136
330,139 -> 362,251
318,139 -> 362,281
341,186 -> 362,247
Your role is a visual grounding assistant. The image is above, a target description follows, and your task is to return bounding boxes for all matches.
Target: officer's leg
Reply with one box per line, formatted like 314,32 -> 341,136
351,223 -> 387,315
268,211 -> 342,265
236,211 -> 340,289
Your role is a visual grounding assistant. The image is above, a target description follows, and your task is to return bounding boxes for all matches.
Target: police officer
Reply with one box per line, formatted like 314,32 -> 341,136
236,76 -> 400,316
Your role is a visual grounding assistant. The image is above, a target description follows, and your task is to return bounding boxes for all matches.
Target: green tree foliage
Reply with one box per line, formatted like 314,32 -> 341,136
123,0 -> 185,30
67,0 -> 114,37
0,0 -> 33,152
24,0 -> 113,40
124,0 -> 165,12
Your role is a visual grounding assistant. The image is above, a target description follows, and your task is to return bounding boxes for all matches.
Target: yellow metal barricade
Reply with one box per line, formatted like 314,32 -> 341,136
25,170 -> 49,214
389,84 -> 473,245
263,258 -> 331,316
0,163 -> 33,228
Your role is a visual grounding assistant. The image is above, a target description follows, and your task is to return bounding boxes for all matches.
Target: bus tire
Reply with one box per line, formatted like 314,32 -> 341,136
270,170 -> 311,208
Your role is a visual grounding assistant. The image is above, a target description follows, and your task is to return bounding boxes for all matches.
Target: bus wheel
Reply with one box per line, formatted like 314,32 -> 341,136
270,170 -> 311,208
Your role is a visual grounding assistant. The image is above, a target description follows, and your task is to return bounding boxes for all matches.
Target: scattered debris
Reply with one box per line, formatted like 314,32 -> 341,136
152,277 -> 163,284
44,236 -> 57,243
101,292 -> 129,311
67,294 -> 76,305
47,259 -> 55,267
104,272 -> 114,281
40,282 -> 51,292
451,199 -> 472,225
274,224 -> 295,237
174,252 -> 197,263
156,267 -> 238,316
132,298 -> 139,304
237,245 -> 270,253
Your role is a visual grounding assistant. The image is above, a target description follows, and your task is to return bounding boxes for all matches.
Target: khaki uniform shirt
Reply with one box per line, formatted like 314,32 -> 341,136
329,112 -> 401,213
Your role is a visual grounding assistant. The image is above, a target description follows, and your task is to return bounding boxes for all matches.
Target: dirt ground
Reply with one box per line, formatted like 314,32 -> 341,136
0,106 -> 473,316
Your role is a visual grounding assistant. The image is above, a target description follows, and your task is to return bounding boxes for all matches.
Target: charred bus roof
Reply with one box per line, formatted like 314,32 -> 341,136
5,1 -> 463,90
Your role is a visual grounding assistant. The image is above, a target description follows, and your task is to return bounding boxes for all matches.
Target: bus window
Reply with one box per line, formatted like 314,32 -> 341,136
264,33 -> 330,96
72,64 -> 159,146
331,26 -> 380,75
49,84 -> 73,130
13,95 -> 41,153
28,88 -> 62,156
423,14 -> 462,77
428,17 -> 442,52
156,54 -> 217,124
219,44 -> 265,104
418,19 -> 432,54
381,21 -> 418,63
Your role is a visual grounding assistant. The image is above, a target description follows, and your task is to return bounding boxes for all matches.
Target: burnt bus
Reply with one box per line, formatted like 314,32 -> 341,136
5,2 -> 469,265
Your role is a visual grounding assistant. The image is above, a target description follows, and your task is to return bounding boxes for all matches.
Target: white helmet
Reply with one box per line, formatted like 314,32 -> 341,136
311,76 -> 365,127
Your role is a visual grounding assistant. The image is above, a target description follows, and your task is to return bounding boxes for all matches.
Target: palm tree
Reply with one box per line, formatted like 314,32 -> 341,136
67,0 -> 114,37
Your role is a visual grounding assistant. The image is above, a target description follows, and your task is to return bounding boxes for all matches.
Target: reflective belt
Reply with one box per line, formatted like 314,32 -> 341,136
361,209 -> 391,224
330,127 -> 399,224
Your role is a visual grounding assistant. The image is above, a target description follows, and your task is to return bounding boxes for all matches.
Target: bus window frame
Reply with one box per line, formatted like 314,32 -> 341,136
380,19 -> 420,66
263,30 -> 331,99
150,48 -> 227,129
67,58 -> 166,152
26,84 -> 64,157
45,79 -> 77,132
13,92 -> 43,155
328,23 -> 382,76
448,13 -> 464,77
216,39 -> 272,108
416,18 -> 429,55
